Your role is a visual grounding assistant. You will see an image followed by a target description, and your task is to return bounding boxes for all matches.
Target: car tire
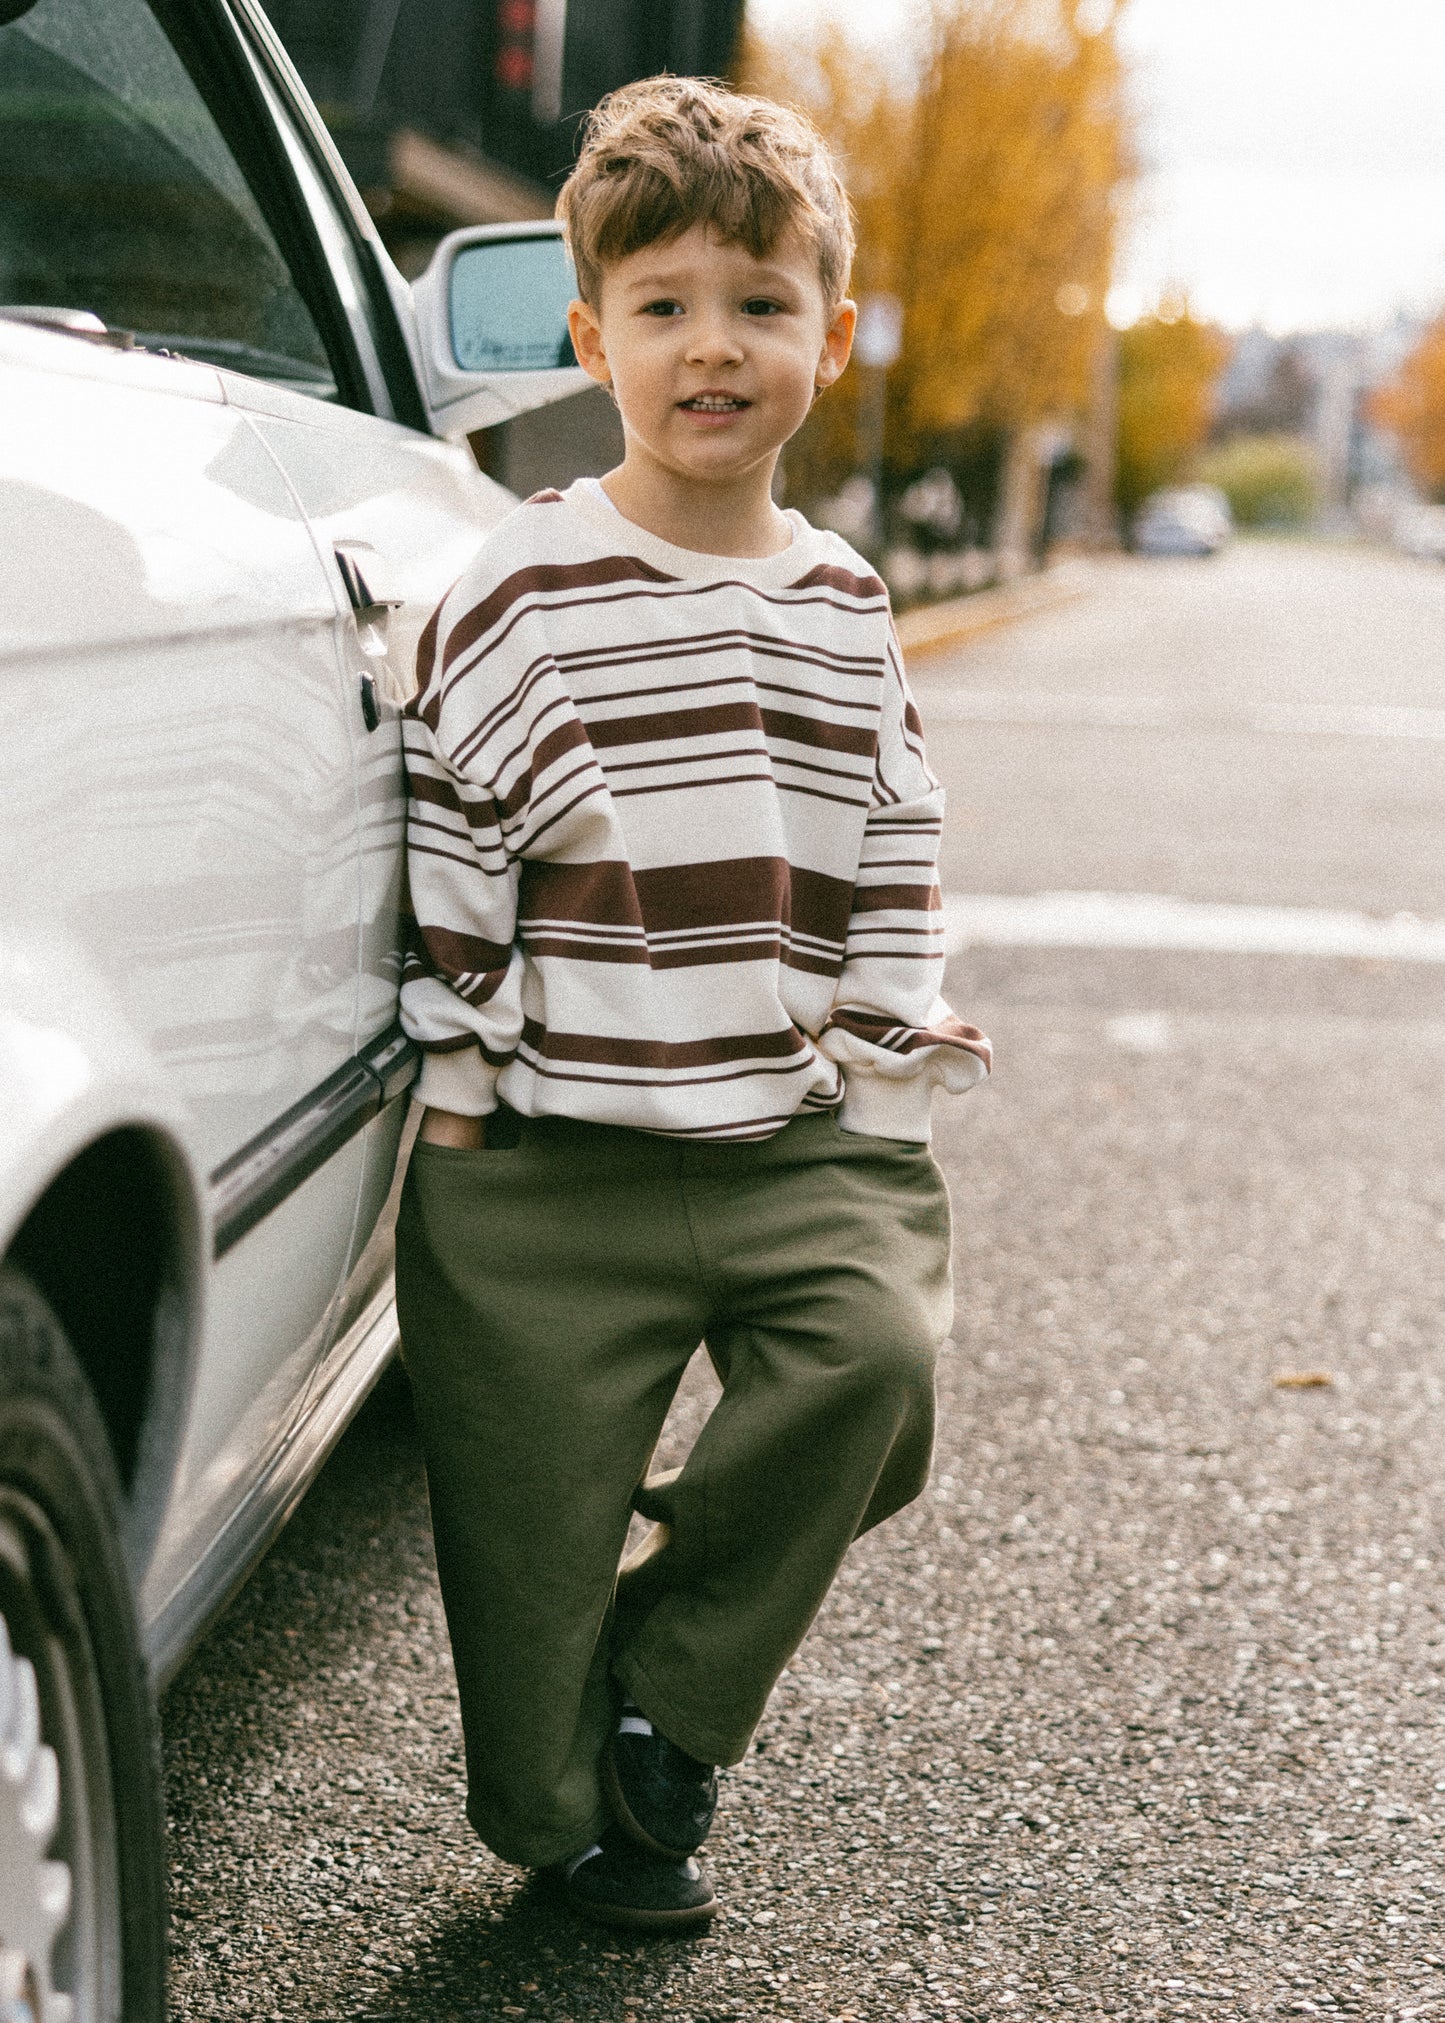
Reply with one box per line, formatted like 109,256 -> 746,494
0,1265 -> 166,2022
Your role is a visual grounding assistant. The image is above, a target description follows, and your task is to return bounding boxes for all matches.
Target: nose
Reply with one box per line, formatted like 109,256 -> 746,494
685,309 -> 745,367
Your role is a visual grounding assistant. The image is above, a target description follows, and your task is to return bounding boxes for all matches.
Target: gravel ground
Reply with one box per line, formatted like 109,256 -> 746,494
163,546 -> 1445,2019
163,987 -> 1445,2022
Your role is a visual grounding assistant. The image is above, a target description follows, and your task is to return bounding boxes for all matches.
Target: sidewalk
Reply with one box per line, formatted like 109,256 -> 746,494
895,558 -> 1094,660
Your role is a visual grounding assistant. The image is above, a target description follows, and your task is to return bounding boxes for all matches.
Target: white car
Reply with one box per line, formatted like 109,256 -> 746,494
1131,483 -> 1233,557
0,0 -> 586,2011
1393,501 -> 1445,562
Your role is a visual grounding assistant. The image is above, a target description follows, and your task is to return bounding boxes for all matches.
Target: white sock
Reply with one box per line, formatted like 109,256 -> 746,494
618,1697 -> 654,1738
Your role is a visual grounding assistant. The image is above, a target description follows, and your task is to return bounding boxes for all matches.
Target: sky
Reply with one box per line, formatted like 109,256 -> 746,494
745,0 -> 1445,334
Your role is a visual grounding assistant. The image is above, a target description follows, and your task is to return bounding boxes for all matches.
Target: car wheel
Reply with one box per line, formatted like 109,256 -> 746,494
0,1267 -> 166,2022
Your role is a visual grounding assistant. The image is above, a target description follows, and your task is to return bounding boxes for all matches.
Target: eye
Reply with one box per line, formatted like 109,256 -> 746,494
642,298 -> 683,317
742,297 -> 784,317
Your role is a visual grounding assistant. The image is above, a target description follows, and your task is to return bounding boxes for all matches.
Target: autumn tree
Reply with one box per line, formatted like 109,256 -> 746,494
1371,315 -> 1445,500
1113,300 -> 1232,517
741,0 -> 1134,541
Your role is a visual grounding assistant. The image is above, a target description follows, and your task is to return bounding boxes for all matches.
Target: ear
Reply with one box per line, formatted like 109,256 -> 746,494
814,297 -> 857,393
568,297 -> 612,387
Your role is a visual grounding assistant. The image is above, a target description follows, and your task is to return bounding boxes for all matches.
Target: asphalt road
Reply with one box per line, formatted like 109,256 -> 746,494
164,538 -> 1445,2022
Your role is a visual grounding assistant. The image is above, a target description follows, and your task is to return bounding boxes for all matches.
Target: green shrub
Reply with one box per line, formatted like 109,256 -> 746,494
1193,432 -> 1319,528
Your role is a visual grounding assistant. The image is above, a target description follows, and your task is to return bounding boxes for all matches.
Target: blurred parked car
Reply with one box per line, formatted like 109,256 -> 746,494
0,0 -> 587,2010
1393,501 -> 1445,562
1131,483 -> 1233,556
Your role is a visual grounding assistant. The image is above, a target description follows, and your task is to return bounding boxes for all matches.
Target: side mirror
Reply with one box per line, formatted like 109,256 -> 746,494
412,222 -> 591,441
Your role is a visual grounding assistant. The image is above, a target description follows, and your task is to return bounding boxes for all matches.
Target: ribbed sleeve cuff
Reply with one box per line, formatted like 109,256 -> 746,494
836,1046 -> 989,1142
836,1069 -> 937,1142
414,1046 -> 501,1117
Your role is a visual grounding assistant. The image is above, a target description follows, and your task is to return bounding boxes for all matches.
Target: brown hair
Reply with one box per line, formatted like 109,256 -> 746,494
556,75 -> 855,309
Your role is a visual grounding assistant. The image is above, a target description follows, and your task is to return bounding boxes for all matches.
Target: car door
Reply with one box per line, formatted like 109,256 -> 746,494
216,39 -> 520,1388
0,0 -> 371,1625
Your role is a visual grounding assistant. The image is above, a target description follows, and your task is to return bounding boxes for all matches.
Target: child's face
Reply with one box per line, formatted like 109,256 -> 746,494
568,223 -> 855,490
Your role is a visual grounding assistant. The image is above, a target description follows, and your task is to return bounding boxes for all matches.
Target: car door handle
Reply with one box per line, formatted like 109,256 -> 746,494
333,540 -> 403,617
333,541 -> 406,731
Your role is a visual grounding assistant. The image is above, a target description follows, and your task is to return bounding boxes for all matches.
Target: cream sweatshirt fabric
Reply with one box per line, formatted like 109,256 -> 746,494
399,480 -> 990,1141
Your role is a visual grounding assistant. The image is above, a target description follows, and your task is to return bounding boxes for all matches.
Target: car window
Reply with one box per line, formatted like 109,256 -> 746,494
0,0 -> 337,397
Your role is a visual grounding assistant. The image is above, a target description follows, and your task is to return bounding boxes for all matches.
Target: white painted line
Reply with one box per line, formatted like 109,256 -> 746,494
1106,1012 -> 1173,1053
943,891 -> 1445,963
923,688 -> 1445,743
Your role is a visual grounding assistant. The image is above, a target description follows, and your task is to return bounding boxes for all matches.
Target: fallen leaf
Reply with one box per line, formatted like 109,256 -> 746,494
1273,1370 -> 1333,1389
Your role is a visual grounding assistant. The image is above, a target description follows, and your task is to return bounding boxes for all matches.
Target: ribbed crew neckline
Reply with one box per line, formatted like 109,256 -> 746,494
562,476 -> 833,588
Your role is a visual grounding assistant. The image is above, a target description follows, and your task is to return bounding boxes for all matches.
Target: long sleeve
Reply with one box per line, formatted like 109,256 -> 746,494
398,710 -> 524,1114
396,593 -> 532,1116
817,628 -> 991,1141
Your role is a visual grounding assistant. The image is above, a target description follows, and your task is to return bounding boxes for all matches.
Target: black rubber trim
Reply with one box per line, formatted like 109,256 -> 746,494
224,0 -> 432,433
210,1024 -> 419,1259
151,0 -> 375,416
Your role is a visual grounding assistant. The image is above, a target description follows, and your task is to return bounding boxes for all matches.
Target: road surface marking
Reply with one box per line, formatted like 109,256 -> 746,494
1106,1012 -> 1173,1052
942,891 -> 1445,963
923,688 -> 1445,742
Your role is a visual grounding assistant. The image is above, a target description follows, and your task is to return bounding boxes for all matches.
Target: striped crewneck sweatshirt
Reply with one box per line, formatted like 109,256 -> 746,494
399,478 -> 991,1143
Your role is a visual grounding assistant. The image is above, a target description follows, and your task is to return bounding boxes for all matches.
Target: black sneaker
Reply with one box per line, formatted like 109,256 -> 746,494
553,1826 -> 717,1932
604,1700 -> 719,1859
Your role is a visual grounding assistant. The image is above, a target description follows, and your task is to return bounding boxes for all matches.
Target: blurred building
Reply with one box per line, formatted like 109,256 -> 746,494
270,0 -> 745,276
268,0 -> 743,488
1211,322 -> 1423,523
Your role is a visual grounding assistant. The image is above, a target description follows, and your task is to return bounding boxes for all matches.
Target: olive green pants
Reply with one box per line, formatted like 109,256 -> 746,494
394,1106 -> 953,1868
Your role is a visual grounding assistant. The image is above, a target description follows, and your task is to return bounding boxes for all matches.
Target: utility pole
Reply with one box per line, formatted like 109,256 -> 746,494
1081,317 -> 1120,550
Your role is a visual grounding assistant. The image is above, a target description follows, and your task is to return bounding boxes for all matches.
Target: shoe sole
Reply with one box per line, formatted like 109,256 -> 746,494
565,1890 -> 718,1933
602,1742 -> 706,1863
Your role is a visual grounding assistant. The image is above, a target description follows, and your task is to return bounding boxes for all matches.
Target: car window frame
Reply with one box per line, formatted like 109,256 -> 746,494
222,0 -> 431,434
141,0 -> 388,420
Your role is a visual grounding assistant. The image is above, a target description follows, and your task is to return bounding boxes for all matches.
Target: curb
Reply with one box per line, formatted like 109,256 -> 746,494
895,561 -> 1094,660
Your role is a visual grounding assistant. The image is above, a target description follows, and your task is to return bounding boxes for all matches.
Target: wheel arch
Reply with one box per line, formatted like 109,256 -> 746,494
5,1125 -> 203,1584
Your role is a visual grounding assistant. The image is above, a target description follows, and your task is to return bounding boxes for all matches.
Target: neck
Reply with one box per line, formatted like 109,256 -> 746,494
600,449 -> 791,559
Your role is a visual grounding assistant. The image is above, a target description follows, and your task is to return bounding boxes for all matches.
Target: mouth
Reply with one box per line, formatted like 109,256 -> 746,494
678,393 -> 750,415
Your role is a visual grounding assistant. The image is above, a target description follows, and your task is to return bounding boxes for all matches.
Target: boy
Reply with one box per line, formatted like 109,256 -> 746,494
395,74 -> 990,1932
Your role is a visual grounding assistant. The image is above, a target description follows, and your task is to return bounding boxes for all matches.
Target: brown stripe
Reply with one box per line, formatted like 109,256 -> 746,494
850,883 -> 942,914
558,629 -> 885,679
580,699 -> 876,760
585,699 -> 755,751
581,671 -> 881,715
520,932 -> 844,975
786,561 -> 888,600
566,638 -> 886,690
411,596 -> 445,705
514,1055 -> 818,1092
441,593 -> 889,722
825,1006 -> 992,1069
406,765 -> 505,838
453,659 -> 564,767
493,716 -> 595,821
515,776 -> 613,854
441,556 -> 678,679
419,923 -> 515,978
520,859 -> 644,932
762,706 -> 877,756
580,747 -> 870,793
517,1019 -> 808,1069
609,772 -> 869,810
519,856 -> 854,945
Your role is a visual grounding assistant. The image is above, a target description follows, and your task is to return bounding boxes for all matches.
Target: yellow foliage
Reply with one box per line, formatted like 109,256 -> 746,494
1114,302 -> 1232,516
1371,315 -> 1445,500
740,0 -> 1134,497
